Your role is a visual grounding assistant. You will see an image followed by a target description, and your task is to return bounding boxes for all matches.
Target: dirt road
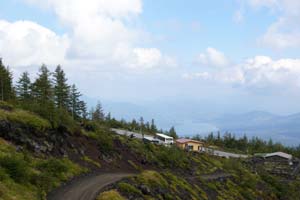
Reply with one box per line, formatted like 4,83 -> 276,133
47,173 -> 134,200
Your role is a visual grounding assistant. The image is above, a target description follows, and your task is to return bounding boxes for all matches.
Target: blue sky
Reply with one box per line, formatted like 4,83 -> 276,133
1,0 -> 300,116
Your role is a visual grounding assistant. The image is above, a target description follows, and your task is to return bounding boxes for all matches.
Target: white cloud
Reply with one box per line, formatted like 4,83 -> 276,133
248,0 -> 278,9
182,72 -> 210,80
196,47 -> 229,67
242,56 -> 300,87
0,0 -> 175,72
259,17 -> 300,49
0,20 -> 69,67
245,0 -> 300,49
132,48 -> 161,69
184,55 -> 300,89
25,0 -> 142,19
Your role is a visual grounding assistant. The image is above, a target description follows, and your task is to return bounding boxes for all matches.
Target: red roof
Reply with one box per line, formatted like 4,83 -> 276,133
176,138 -> 203,144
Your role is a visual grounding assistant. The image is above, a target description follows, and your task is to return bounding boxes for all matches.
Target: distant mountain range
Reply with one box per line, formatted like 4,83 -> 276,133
84,97 -> 300,146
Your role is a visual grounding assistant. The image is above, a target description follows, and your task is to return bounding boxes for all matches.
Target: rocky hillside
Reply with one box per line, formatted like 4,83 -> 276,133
0,105 -> 300,200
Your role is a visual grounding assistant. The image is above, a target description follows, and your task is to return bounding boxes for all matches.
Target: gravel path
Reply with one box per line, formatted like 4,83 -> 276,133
47,173 -> 134,200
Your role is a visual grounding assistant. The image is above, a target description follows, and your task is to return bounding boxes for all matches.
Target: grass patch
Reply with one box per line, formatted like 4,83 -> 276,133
82,156 -> 101,168
117,182 -> 142,196
0,109 -> 51,131
127,160 -> 142,171
0,138 -> 86,199
0,101 -> 13,111
137,170 -> 168,188
97,190 -> 125,200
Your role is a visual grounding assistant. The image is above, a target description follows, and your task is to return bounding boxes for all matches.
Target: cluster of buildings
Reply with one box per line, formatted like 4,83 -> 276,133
111,128 -> 298,163
111,128 -> 205,151
111,128 -> 300,177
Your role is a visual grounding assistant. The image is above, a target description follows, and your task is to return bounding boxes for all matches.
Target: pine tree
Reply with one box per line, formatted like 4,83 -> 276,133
150,119 -> 157,133
92,101 -> 104,122
69,84 -> 82,119
32,65 -> 53,104
139,117 -> 144,128
78,100 -> 87,119
139,117 -> 144,137
168,126 -> 178,139
0,59 -> 14,101
31,65 -> 55,123
89,107 -> 95,120
16,71 -> 31,102
105,112 -> 112,121
131,119 -> 138,131
145,121 -> 150,132
53,65 -> 70,110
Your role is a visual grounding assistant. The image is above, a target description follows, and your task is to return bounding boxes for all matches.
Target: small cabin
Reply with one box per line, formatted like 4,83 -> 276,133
155,133 -> 174,146
264,152 -> 293,165
176,138 -> 204,152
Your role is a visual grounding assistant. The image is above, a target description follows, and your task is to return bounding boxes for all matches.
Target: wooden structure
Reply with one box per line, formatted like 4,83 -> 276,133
176,138 -> 204,152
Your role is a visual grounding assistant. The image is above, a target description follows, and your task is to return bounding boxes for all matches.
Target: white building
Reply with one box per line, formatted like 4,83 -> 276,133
155,133 -> 174,146
264,152 -> 293,160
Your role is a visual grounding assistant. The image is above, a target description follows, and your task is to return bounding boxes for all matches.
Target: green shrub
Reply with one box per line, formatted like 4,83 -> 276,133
83,121 -> 101,132
0,109 -> 51,131
97,190 -> 125,200
0,101 -> 13,111
118,182 -> 142,196
156,146 -> 189,168
34,158 -> 86,191
89,128 -> 114,153
36,158 -> 70,179
0,154 -> 30,183
55,108 -> 79,133
137,170 -> 168,188
30,171 -> 57,192
0,167 -> 9,181
82,156 -> 101,168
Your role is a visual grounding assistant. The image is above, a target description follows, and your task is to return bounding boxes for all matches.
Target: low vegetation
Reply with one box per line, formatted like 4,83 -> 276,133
103,156 -> 300,200
0,138 -> 86,200
0,109 -> 51,131
96,190 -> 125,200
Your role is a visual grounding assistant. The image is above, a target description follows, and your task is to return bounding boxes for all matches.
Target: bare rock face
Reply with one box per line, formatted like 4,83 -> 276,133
0,119 -> 71,156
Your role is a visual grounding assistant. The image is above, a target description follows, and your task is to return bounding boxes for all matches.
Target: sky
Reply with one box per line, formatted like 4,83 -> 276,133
1,0 -> 300,116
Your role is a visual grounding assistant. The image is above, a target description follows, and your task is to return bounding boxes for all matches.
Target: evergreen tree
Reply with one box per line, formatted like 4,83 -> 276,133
145,121 -> 150,132
69,84 -> 82,119
105,112 -> 112,121
31,65 -> 55,123
150,119 -> 157,133
92,102 -> 105,122
0,59 -> 14,101
32,65 -> 53,104
78,100 -> 88,119
168,126 -> 178,139
139,116 -> 145,138
16,72 -> 31,102
131,119 -> 138,131
88,107 -> 95,120
53,65 -> 70,110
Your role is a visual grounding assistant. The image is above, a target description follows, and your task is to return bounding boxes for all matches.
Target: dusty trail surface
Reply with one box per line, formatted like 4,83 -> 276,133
47,172 -> 134,200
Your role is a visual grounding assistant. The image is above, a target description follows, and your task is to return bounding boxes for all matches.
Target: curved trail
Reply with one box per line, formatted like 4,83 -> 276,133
47,173 -> 134,200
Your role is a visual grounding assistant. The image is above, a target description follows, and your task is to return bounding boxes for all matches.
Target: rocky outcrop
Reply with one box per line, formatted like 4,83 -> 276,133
0,120 -> 63,154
